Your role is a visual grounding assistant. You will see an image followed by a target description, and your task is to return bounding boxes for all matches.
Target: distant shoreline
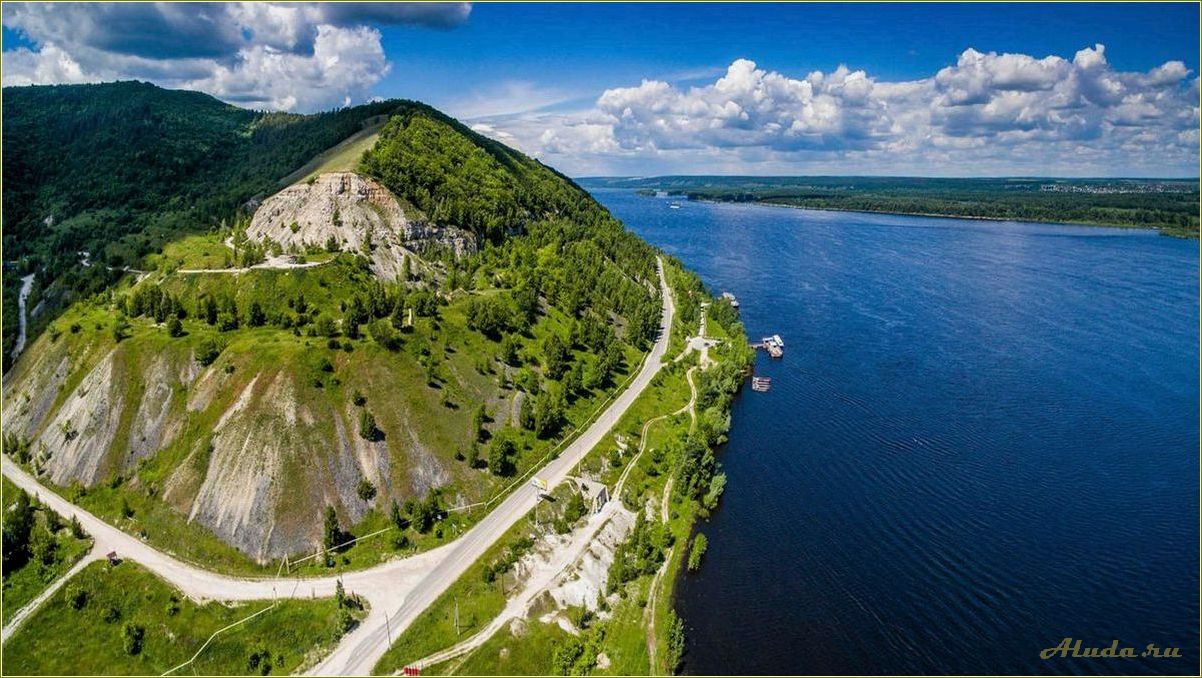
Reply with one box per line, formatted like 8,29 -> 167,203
674,196 -> 1196,239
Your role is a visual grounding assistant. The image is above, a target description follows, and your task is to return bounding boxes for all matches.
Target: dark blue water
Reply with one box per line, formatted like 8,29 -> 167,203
590,189 -> 1200,676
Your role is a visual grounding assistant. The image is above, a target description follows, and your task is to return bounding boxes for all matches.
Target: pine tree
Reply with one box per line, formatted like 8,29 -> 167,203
323,506 -> 342,550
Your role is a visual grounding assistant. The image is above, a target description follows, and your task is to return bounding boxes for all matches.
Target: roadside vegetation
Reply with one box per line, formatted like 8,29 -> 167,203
371,479 -> 593,675
2,476 -> 93,625
371,262 -> 754,676
2,559 -> 362,675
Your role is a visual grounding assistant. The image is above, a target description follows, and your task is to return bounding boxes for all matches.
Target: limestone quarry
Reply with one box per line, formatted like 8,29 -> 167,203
247,172 -> 476,280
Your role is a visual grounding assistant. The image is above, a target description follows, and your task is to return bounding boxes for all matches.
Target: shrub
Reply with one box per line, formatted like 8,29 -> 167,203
368,319 -> 401,351
356,479 -> 377,502
112,316 -> 131,343
487,435 -> 517,477
122,622 -> 145,655
67,585 -> 88,610
666,611 -> 685,671
196,338 -> 221,366
322,506 -> 345,551
358,410 -> 380,442
248,646 -> 274,675
687,533 -> 708,572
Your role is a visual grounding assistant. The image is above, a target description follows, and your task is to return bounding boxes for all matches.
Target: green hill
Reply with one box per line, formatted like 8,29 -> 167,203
1,81 -> 400,369
2,83 -> 662,570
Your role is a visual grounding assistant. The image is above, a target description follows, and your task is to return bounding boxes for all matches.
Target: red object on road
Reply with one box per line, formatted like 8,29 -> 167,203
403,667 -> 421,676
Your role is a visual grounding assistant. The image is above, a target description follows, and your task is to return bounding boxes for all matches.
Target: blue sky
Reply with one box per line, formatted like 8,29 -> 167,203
3,3 -> 1199,176
373,3 -> 1200,111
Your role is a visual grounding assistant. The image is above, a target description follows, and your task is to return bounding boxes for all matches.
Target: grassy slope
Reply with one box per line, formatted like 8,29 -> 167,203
1,478 -> 95,625
1,560 -> 358,675
436,617 -> 576,676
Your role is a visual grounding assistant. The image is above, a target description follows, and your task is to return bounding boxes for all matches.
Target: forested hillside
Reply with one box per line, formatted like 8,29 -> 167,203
2,83 -> 665,567
1,81 -> 397,369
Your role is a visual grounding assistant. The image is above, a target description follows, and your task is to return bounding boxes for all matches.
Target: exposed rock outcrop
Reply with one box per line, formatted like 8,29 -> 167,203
247,172 -> 476,280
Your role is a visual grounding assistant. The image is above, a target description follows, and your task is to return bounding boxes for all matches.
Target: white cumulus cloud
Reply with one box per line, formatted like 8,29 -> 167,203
496,45 -> 1198,176
1,2 -> 470,111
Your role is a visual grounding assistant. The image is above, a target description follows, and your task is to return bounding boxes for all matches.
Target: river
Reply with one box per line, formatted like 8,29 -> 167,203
12,273 -> 35,358
589,189 -> 1200,675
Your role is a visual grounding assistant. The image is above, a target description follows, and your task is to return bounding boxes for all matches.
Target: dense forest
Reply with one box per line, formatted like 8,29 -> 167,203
3,82 -> 402,271
1,83 -> 383,369
360,105 -> 662,340
581,176 -> 1200,237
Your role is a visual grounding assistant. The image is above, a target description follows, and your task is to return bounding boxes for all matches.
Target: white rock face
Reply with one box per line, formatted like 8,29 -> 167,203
247,171 -> 476,280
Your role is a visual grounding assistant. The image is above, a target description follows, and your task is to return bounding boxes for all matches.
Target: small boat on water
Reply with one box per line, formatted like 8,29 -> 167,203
760,335 -> 784,358
751,376 -> 772,392
668,202 -> 682,209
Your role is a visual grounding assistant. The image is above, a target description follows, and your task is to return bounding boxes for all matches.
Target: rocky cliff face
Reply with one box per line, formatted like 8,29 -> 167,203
247,172 -> 476,279
1,326 -> 461,563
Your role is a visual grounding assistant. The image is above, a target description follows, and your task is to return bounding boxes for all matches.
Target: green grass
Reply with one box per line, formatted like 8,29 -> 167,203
308,129 -> 383,177
150,233 -> 234,271
1,479 -> 95,626
370,520 -> 529,675
371,478 -> 597,676
432,616 -> 575,675
1,560 -> 360,675
277,115 -> 387,186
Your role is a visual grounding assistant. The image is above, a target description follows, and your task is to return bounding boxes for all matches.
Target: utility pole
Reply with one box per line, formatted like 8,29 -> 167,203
385,609 -> 392,644
454,597 -> 461,636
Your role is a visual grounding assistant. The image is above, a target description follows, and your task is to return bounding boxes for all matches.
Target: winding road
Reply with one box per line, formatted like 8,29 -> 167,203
0,258 -> 676,675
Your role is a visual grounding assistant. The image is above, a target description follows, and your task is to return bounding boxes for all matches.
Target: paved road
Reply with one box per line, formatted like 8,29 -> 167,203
308,257 -> 675,675
1,257 -> 675,675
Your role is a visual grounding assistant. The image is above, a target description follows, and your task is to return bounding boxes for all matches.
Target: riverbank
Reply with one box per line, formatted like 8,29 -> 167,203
687,196 -> 1198,238
591,187 -> 1199,675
